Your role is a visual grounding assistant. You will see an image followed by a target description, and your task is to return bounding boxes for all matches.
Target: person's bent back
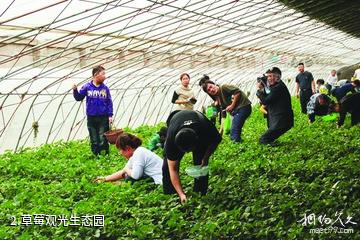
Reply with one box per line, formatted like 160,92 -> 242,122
337,92 -> 360,127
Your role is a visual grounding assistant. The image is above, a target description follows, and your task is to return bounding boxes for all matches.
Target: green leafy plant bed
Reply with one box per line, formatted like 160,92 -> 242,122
1,99 -> 359,239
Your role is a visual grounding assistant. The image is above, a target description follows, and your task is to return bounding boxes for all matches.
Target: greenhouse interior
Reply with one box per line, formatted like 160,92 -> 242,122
1,0 -> 359,239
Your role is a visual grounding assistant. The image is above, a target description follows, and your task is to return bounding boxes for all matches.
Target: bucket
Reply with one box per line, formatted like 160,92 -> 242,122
322,114 -> 337,122
104,129 -> 123,144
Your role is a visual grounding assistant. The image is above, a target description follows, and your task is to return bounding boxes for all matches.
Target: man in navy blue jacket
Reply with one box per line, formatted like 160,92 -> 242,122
331,80 -> 360,102
73,65 -> 113,155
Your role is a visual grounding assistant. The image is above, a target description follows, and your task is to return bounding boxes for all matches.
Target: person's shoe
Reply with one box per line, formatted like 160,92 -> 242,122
231,138 -> 244,143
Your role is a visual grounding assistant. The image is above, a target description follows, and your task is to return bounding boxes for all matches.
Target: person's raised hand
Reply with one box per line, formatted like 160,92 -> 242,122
256,82 -> 264,89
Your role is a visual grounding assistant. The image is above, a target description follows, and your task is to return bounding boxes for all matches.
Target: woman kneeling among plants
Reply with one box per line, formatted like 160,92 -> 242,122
95,133 -> 163,184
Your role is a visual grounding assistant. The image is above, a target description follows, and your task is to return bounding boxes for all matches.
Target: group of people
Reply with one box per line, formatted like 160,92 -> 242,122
72,64 -> 360,203
296,63 -> 360,126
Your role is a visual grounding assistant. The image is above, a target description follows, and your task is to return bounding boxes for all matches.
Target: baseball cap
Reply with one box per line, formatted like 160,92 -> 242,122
267,67 -> 282,77
175,128 -> 198,152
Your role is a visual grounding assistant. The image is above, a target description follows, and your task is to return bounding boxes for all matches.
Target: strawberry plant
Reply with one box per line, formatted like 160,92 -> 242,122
0,99 -> 359,239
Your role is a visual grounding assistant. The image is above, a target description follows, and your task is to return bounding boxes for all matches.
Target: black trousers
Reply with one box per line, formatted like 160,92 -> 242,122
351,110 -> 360,126
259,126 -> 292,144
300,89 -> 312,114
162,144 -> 208,196
87,115 -> 109,155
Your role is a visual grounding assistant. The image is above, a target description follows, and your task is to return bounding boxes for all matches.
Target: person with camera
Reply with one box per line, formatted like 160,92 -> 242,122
257,71 -> 272,127
172,73 -> 197,110
200,75 -> 252,143
296,63 -> 315,114
256,67 -> 294,145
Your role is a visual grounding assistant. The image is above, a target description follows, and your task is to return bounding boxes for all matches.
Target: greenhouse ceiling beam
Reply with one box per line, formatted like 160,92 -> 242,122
1,0 -> 324,84
0,0 -> 264,70
0,0 -> 121,45
45,0 -> 242,141
0,0 -> 320,80
0,0 -> 229,85
0,0 -> 178,88
0,0 -> 135,66
0,0 -> 16,18
4,0 -> 274,142
9,0 -> 179,148
2,0 -> 358,148
0,0 -> 69,25
1,0 -> 346,99
0,0 -> 354,74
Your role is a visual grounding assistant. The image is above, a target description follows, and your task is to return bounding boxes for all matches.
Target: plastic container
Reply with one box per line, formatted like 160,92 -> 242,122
322,114 -> 337,122
185,165 -> 209,178
104,129 -> 123,144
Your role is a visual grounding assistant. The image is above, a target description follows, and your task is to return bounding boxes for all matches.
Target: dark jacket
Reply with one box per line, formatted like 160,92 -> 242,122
331,83 -> 355,101
257,80 -> 294,130
165,110 -> 222,161
338,92 -> 360,126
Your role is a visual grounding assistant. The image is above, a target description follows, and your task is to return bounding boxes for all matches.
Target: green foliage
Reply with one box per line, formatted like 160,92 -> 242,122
0,99 -> 359,239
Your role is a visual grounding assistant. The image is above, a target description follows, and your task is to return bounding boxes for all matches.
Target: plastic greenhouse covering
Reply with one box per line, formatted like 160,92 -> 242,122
1,0 -> 360,152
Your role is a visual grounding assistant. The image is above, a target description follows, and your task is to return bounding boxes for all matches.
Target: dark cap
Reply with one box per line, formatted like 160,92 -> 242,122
267,67 -> 282,77
175,128 -> 198,152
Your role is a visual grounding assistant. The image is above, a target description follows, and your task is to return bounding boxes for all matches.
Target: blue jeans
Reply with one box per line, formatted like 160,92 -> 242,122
87,115 -> 109,155
230,105 -> 252,142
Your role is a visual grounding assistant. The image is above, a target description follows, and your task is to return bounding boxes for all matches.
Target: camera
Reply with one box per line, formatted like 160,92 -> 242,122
189,98 -> 197,104
257,74 -> 271,94
257,74 -> 267,86
187,98 -> 197,104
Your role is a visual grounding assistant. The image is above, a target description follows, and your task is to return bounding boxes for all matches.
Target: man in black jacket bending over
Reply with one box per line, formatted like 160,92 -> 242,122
336,92 -> 360,127
163,110 -> 222,204
256,67 -> 294,144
